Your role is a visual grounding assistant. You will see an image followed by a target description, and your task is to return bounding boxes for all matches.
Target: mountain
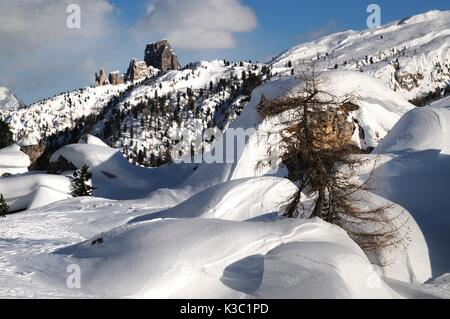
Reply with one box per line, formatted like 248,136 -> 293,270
1,11 -> 450,298
2,11 -> 449,169
0,87 -> 23,110
0,41 -> 265,168
272,10 -> 450,105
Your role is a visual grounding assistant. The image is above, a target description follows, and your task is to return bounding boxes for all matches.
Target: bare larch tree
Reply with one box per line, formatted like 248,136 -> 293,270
259,70 -> 406,256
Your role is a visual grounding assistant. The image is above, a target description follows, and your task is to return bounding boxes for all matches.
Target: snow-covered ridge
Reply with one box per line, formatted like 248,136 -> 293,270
272,10 -> 450,103
0,84 -> 128,146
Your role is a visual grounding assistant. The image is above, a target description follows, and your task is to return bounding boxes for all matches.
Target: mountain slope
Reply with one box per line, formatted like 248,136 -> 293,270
272,10 -> 450,104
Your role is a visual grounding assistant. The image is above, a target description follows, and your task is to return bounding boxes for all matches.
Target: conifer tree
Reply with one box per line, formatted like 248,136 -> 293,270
0,194 -> 9,217
0,119 -> 13,148
70,165 -> 94,197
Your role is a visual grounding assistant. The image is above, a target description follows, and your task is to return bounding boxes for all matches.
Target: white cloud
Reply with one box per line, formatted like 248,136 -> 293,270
0,0 -> 116,53
0,0 -> 123,103
134,0 -> 258,50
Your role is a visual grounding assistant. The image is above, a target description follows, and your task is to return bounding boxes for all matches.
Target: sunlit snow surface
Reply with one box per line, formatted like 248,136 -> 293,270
0,10 -> 450,298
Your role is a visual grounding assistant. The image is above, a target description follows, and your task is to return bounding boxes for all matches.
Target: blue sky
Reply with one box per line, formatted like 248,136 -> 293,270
0,0 -> 449,104
109,0 -> 450,63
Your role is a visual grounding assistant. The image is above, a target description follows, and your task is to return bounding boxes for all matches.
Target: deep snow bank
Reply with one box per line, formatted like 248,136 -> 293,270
0,144 -> 30,176
0,174 -> 70,211
50,136 -> 195,200
131,177 -> 297,223
51,218 -> 396,298
372,99 -> 450,276
165,71 -> 412,201
255,241 -> 397,298
375,104 -> 450,154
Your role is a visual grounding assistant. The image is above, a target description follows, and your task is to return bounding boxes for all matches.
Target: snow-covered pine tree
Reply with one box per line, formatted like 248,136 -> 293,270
0,194 -> 9,217
70,165 -> 95,197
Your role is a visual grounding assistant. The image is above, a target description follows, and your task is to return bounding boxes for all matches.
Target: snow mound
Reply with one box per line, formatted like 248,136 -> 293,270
355,191 -> 431,283
374,105 -> 450,155
51,141 -> 195,200
131,177 -> 297,223
85,134 -> 109,147
51,218 -> 395,298
0,144 -> 31,176
255,241 -> 397,299
0,174 -> 71,211
370,97 -> 450,277
183,70 -> 412,188
324,71 -> 414,148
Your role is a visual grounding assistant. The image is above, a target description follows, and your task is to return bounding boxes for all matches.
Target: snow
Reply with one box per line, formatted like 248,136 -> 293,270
0,174 -> 71,212
0,87 -> 23,110
0,10 -> 448,299
370,98 -> 450,277
0,69 -> 435,298
375,98 -> 450,154
255,241 -> 397,299
0,144 -> 31,176
131,177 -> 297,223
51,139 -> 196,200
272,10 -> 450,103
30,218 -> 397,298
1,84 -> 128,146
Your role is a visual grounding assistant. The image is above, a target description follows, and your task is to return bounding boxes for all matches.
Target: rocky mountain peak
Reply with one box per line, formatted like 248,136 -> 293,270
144,40 -> 181,72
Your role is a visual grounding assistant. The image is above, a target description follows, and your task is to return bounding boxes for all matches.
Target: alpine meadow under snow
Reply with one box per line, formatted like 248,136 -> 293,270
0,9 -> 450,299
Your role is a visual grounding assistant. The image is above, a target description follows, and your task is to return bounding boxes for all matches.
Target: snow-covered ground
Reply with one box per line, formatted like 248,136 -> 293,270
1,70 -> 449,298
372,96 -> 450,277
0,10 -> 449,299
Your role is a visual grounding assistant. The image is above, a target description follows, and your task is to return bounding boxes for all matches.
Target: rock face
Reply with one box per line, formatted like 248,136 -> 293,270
144,40 -> 181,72
20,141 -> 46,170
108,71 -> 124,85
95,69 -> 108,86
125,59 -> 153,83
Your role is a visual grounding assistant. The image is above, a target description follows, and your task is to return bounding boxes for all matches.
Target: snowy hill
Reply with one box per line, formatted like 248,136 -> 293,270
0,59 -> 263,167
372,95 -> 450,276
0,87 -> 23,110
272,10 -> 450,104
3,11 -> 449,164
1,73 -> 445,298
0,11 -> 450,299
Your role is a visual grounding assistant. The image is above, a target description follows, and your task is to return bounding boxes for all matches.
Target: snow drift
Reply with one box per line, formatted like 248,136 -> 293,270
0,174 -> 71,211
371,98 -> 450,277
50,218 -> 396,298
0,144 -> 30,176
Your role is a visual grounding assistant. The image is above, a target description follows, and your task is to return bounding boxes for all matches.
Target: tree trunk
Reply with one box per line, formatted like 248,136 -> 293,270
312,188 -> 325,219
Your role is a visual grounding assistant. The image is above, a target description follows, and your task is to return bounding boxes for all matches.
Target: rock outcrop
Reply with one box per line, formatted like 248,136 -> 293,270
95,69 -> 108,86
109,71 -> 124,85
144,40 -> 181,72
125,59 -> 153,83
